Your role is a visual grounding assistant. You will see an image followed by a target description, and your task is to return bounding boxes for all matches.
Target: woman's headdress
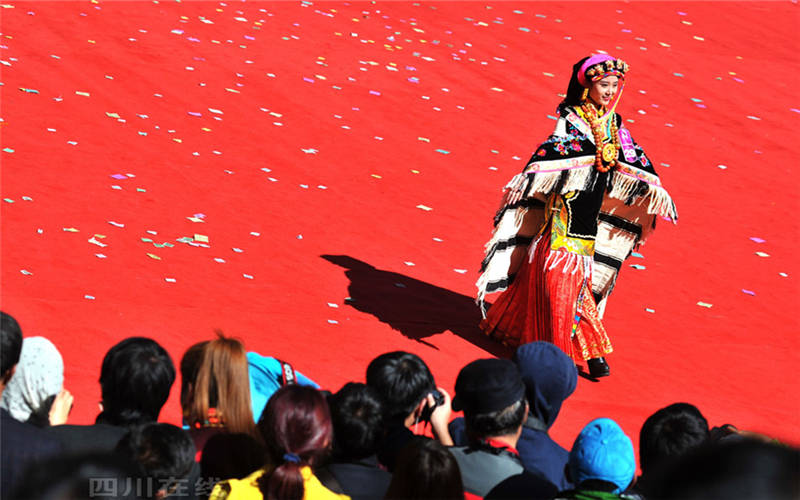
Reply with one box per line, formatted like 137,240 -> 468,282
577,54 -> 629,88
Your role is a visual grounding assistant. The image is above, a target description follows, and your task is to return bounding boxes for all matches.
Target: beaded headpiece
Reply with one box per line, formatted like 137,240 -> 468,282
573,54 -> 629,120
577,54 -> 630,88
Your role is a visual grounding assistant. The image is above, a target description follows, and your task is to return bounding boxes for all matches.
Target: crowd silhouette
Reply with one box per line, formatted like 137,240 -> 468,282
1,310 -> 797,500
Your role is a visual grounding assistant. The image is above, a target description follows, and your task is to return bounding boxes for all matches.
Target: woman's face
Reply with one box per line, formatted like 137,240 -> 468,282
588,75 -> 619,108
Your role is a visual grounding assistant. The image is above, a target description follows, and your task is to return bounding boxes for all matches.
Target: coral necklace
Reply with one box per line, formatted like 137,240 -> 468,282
581,102 -> 620,173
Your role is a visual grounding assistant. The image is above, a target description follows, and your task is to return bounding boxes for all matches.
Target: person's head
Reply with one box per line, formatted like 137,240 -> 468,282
569,418 -> 635,494
385,437 -> 465,500
1,337 -> 64,425
98,337 -> 175,427
452,358 -> 527,441
179,340 -> 208,414
115,423 -> 196,499
185,332 -> 258,439
559,54 -> 629,112
651,438 -> 800,500
513,341 -> 577,429
201,432 -> 266,483
328,382 -> 385,461
639,403 -> 709,475
13,452 -> 139,500
256,385 -> 332,500
0,311 -> 23,390
366,351 -> 436,423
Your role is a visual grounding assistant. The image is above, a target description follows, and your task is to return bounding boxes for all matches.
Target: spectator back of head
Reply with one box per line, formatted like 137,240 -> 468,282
0,311 -> 23,380
452,358 -> 526,439
639,402 -> 709,475
653,438 -> 800,500
186,332 -> 258,440
569,418 -> 635,494
256,385 -> 333,500
98,337 -> 175,427
201,432 -> 266,483
366,351 -> 435,422
329,382 -> 385,460
385,437 -> 464,500
1,337 -> 64,424
115,423 -> 196,498
512,342 -> 577,429
12,452 -> 139,500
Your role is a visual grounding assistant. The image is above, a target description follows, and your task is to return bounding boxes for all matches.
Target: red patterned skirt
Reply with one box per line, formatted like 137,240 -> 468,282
480,238 -> 613,362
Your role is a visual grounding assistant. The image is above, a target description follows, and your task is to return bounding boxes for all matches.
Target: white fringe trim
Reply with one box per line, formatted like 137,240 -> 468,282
609,171 -> 677,221
476,273 -> 490,317
608,170 -> 641,200
515,165 -> 595,198
645,185 -> 677,220
544,248 -> 593,278
528,171 -> 560,194
558,167 -> 594,194
504,173 -> 526,192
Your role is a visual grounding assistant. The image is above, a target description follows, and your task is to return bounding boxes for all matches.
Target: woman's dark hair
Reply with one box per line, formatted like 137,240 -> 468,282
256,385 -> 332,500
366,351 -> 435,423
557,56 -> 591,113
328,382 -> 385,460
385,437 -> 465,499
97,337 -> 175,427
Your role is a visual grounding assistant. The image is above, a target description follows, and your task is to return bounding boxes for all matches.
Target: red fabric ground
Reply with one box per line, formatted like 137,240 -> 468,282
2,1 -> 798,457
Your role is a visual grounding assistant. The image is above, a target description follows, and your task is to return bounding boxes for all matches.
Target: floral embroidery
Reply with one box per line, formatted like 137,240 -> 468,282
542,132 -> 588,156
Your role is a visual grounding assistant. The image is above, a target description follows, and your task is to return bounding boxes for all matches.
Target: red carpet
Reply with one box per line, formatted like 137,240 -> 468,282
2,0 -> 798,454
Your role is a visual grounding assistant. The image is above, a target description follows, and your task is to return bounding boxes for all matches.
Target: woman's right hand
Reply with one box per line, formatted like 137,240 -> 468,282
49,389 -> 74,426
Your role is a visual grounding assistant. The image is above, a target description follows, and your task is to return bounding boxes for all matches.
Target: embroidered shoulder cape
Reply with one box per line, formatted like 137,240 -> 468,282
477,106 -> 677,317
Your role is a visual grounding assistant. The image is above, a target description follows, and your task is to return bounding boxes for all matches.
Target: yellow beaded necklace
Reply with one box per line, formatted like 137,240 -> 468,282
580,102 -> 619,173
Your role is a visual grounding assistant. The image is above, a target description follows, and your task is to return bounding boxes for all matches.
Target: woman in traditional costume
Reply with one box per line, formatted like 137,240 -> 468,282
477,54 -> 677,378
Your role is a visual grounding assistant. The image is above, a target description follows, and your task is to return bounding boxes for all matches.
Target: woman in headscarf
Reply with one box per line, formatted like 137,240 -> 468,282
477,54 -> 677,378
0,336 -> 73,426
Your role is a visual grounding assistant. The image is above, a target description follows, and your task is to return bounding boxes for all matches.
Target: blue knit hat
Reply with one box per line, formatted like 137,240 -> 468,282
569,418 -> 635,494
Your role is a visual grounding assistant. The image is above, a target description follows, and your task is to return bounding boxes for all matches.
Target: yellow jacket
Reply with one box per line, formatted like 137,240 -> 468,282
209,466 -> 350,500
